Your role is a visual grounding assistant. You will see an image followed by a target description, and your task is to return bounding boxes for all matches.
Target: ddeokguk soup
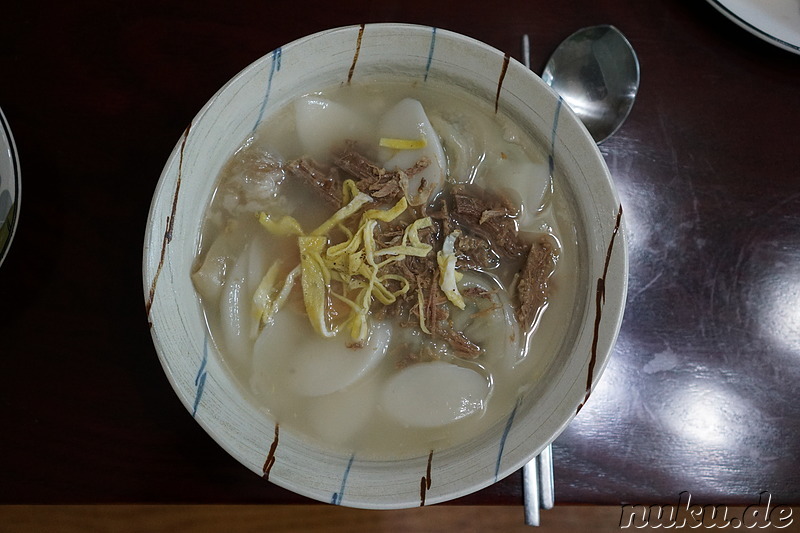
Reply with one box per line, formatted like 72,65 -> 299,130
191,79 -> 579,459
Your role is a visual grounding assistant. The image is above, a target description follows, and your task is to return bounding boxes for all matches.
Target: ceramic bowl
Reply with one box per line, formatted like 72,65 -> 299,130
143,23 -> 627,509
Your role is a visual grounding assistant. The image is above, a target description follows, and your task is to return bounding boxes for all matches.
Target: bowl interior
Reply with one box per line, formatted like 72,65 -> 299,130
143,23 -> 627,509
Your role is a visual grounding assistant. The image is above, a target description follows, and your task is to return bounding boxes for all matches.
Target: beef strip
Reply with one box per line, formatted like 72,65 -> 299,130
431,195 -> 497,270
451,184 -> 529,258
428,195 -> 454,236
418,269 -> 482,359
333,150 -> 386,183
334,151 -> 406,205
438,328 -> 481,359
285,158 -> 343,208
515,234 -> 558,329
403,157 -> 431,177
334,151 -> 434,207
454,232 -> 498,270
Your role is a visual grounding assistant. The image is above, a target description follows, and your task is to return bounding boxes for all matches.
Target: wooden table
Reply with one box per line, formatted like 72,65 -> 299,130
1,0 -> 798,507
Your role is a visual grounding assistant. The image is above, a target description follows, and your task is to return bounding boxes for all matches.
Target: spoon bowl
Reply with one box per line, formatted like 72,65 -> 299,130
542,25 -> 639,144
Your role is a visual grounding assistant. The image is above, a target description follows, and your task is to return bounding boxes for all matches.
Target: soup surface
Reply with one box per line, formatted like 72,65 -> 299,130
192,78 -> 579,459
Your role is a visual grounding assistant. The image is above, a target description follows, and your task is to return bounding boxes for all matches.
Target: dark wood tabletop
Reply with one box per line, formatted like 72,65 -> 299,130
1,0 -> 798,507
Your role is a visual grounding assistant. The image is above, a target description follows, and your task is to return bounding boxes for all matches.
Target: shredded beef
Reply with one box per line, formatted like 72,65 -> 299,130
454,232 -> 498,270
334,151 -> 406,204
333,150 -> 385,182
371,179 -> 403,199
429,195 -> 455,236
451,184 -> 528,258
427,271 -> 451,333
285,158 -> 342,208
461,286 -> 493,299
404,157 -> 431,178
515,234 -> 558,329
438,328 -> 481,359
333,151 -> 435,206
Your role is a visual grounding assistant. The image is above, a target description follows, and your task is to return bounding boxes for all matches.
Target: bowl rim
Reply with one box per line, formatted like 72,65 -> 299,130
0,105 -> 21,268
143,22 -> 628,509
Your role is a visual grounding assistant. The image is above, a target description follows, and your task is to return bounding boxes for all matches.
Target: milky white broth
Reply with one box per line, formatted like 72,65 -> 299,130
192,79 -> 579,460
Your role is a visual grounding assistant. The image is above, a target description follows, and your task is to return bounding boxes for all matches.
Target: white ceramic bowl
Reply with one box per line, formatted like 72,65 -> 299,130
143,23 -> 627,509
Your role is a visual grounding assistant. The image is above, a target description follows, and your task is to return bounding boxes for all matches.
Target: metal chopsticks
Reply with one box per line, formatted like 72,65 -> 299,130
522,443 -> 555,526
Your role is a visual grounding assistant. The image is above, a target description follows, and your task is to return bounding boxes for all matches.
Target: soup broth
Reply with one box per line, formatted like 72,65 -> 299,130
192,78 -> 579,459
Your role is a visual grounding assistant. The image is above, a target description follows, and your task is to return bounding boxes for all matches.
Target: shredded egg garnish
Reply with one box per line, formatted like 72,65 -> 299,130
379,136 -> 427,150
254,179 -> 436,342
252,260 -> 301,335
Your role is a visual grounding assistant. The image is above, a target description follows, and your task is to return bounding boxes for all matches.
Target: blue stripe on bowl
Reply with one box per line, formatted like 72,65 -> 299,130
253,48 -> 283,132
192,334 -> 209,418
330,453 -> 356,505
494,396 -> 522,481
548,96 -> 564,177
424,27 -> 437,81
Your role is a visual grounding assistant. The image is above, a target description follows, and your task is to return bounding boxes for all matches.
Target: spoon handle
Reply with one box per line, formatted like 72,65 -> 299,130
522,34 -> 531,70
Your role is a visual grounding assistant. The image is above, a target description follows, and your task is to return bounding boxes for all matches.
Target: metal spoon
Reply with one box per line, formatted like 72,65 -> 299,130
539,25 -> 640,144
519,27 -> 638,526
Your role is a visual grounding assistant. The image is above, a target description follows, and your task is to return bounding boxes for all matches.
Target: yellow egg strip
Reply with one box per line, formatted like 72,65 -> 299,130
330,290 -> 367,341
272,264 -> 301,313
252,260 -> 283,329
252,262 -> 301,334
311,191 -> 373,237
257,213 -> 304,236
379,137 -> 427,150
299,235 -> 338,338
341,179 -> 361,204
